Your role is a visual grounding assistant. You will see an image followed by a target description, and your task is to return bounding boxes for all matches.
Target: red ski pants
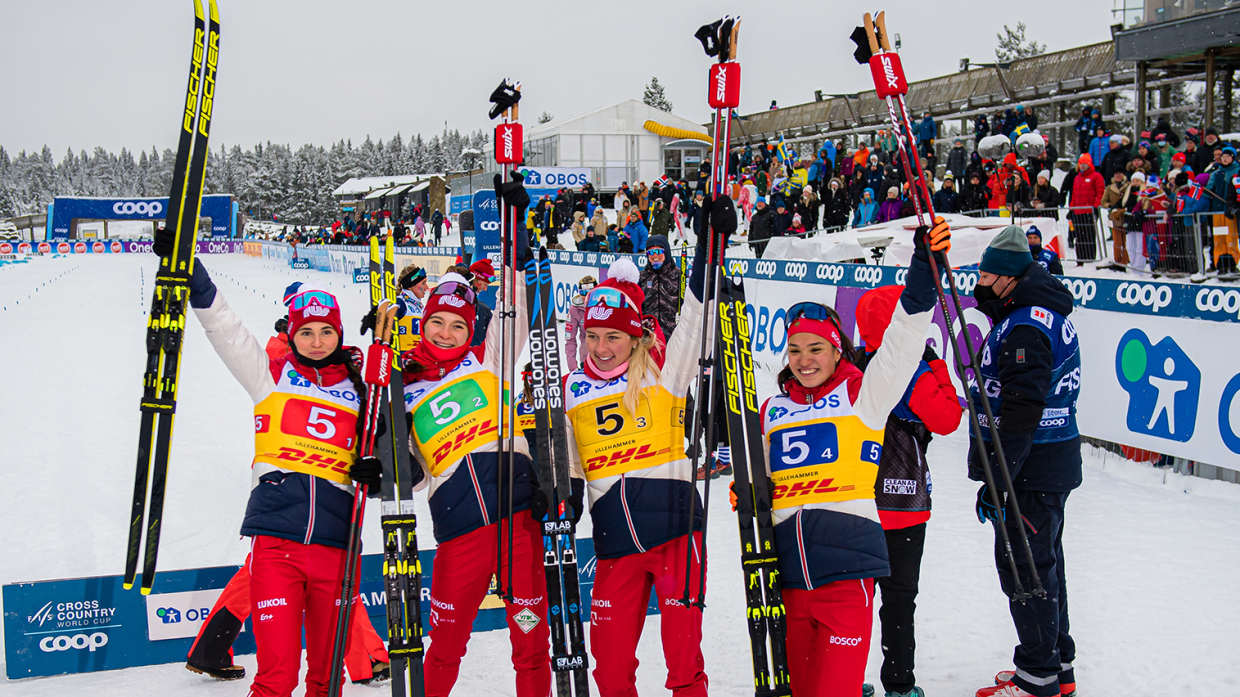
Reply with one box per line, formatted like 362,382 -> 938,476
784,578 -> 876,697
247,535 -> 362,697
590,532 -> 708,697
424,510 -> 551,697
189,553 -> 387,680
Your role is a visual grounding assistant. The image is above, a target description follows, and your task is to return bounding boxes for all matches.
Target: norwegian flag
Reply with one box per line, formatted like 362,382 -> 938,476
655,174 -> 672,188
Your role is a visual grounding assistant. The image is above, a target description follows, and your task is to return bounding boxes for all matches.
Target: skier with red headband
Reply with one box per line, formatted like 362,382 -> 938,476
758,217 -> 951,697
153,221 -> 386,696
563,194 -> 736,697
400,173 -> 564,697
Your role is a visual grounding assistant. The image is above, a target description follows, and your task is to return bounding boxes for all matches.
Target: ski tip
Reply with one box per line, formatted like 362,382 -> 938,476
193,0 -> 204,20
207,0 -> 219,21
140,586 -> 152,596
121,582 -> 133,591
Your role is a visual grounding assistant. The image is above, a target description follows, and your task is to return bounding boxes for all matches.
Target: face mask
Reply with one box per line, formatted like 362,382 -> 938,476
650,260 -> 663,269
973,283 -> 1003,319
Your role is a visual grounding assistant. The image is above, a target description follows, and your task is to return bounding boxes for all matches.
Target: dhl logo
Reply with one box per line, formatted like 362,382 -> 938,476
431,419 -> 496,467
772,478 -> 856,500
269,447 -> 351,477
585,444 -> 659,473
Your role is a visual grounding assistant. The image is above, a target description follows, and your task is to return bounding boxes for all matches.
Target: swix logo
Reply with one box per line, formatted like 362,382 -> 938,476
707,63 -> 741,108
256,598 -> 287,609
587,306 -> 614,321
714,67 -> 727,103
303,304 -> 330,317
869,53 -> 908,97
585,444 -> 659,472
494,124 -> 524,163
773,478 -> 842,500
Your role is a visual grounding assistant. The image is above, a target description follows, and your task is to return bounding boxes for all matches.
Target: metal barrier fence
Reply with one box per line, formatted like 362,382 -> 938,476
957,206 -> 1240,278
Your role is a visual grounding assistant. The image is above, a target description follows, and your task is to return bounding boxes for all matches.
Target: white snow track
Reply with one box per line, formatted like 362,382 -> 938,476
2,253 -> 1237,695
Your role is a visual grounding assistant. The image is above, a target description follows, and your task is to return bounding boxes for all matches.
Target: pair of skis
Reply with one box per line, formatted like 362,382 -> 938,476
854,11 -> 1045,601
126,0 -> 220,595
687,17 -> 793,697
526,247 -> 590,696
327,235 -> 426,697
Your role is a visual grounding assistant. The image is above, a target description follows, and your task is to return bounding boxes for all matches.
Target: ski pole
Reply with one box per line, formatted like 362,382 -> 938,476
328,303 -> 397,696
862,11 -> 1043,600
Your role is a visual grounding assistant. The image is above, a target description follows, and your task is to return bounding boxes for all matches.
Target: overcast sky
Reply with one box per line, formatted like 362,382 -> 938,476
2,0 -> 1117,157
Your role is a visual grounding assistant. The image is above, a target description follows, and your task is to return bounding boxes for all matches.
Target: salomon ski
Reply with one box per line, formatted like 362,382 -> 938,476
126,0 -> 220,595
526,246 -> 590,696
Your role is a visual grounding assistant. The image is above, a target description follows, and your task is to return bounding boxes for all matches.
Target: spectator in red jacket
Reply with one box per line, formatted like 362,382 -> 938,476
855,285 -> 963,697
1069,155 -> 1106,263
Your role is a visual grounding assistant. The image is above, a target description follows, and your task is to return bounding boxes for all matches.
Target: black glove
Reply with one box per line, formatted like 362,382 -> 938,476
529,489 -> 585,525
564,491 -> 585,525
922,344 -> 940,363
1131,209 -> 1146,225
359,306 -> 377,336
694,19 -> 723,57
350,456 -> 382,491
709,194 -> 738,240
153,223 -> 175,257
1227,205 -> 1237,221
358,412 -> 386,440
494,171 -> 531,212
488,78 -> 521,120
975,484 -> 1005,524
188,258 -> 217,309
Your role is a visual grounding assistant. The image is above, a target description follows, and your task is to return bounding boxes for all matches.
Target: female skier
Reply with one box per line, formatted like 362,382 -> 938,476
401,177 -> 568,697
759,218 -> 950,697
161,233 -> 384,697
564,194 -> 735,697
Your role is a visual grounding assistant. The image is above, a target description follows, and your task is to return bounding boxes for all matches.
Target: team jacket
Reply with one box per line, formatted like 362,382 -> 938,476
760,295 -> 934,590
402,278 -> 577,544
563,294 -> 704,560
968,263 -> 1082,492
194,292 -> 361,550
859,356 -> 963,531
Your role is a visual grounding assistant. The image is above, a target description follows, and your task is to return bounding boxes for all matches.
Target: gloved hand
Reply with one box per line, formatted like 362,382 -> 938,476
529,489 -> 585,525
562,491 -> 585,525
729,479 -> 756,517
529,489 -> 550,522
188,258 -> 217,309
709,193 -> 738,241
1227,205 -> 1237,221
975,484 -> 1005,524
351,456 -> 383,491
494,171 -> 531,212
153,224 -> 176,257
359,307 -> 378,336
912,216 -> 951,264
488,78 -> 521,120
922,344 -> 940,363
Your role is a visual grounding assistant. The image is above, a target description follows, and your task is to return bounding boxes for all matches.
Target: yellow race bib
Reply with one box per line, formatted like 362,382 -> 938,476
409,371 -> 511,476
766,414 -> 885,511
254,392 -> 360,485
568,385 -> 685,481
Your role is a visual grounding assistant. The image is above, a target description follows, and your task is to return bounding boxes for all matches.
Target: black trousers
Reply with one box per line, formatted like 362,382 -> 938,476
877,522 -> 926,695
995,490 -> 1076,697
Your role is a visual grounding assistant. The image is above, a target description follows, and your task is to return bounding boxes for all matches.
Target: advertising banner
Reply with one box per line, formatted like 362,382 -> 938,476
4,538 -> 633,680
48,195 -> 235,240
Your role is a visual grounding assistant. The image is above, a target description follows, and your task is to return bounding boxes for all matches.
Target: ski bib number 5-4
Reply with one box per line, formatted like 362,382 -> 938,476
766,415 -> 883,510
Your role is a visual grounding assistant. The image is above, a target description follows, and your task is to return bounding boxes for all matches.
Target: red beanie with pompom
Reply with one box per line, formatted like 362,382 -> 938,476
583,258 -> 644,337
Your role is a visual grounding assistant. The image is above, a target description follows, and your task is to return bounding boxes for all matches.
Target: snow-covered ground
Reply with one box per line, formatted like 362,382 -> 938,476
3,252 -> 1239,696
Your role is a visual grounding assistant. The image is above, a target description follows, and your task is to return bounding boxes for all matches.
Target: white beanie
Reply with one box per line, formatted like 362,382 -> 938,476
1109,134 -> 1123,145
1037,170 -> 1051,182
1130,171 -> 1146,182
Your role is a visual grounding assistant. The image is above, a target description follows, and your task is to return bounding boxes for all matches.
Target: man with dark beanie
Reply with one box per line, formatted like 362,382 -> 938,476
970,226 -> 1081,697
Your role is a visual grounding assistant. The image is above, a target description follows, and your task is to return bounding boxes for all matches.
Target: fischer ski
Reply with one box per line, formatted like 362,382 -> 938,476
719,276 -> 791,697
126,0 -> 220,594
379,234 -> 426,696
525,246 -> 590,696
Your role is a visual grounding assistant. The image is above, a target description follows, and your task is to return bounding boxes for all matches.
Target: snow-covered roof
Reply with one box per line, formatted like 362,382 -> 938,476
525,100 -> 706,139
332,174 -> 444,197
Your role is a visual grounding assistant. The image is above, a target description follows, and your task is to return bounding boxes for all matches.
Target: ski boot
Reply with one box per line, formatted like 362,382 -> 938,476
186,660 -> 245,681
353,660 -> 391,685
994,671 -> 1075,697
712,446 -> 733,478
977,681 -> 1034,697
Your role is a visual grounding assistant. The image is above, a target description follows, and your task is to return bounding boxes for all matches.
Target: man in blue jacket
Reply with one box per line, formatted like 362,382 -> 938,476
917,111 -> 937,159
970,226 -> 1081,697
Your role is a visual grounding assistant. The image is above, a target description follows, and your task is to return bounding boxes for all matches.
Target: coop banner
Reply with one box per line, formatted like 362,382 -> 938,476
3,538 -> 630,680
